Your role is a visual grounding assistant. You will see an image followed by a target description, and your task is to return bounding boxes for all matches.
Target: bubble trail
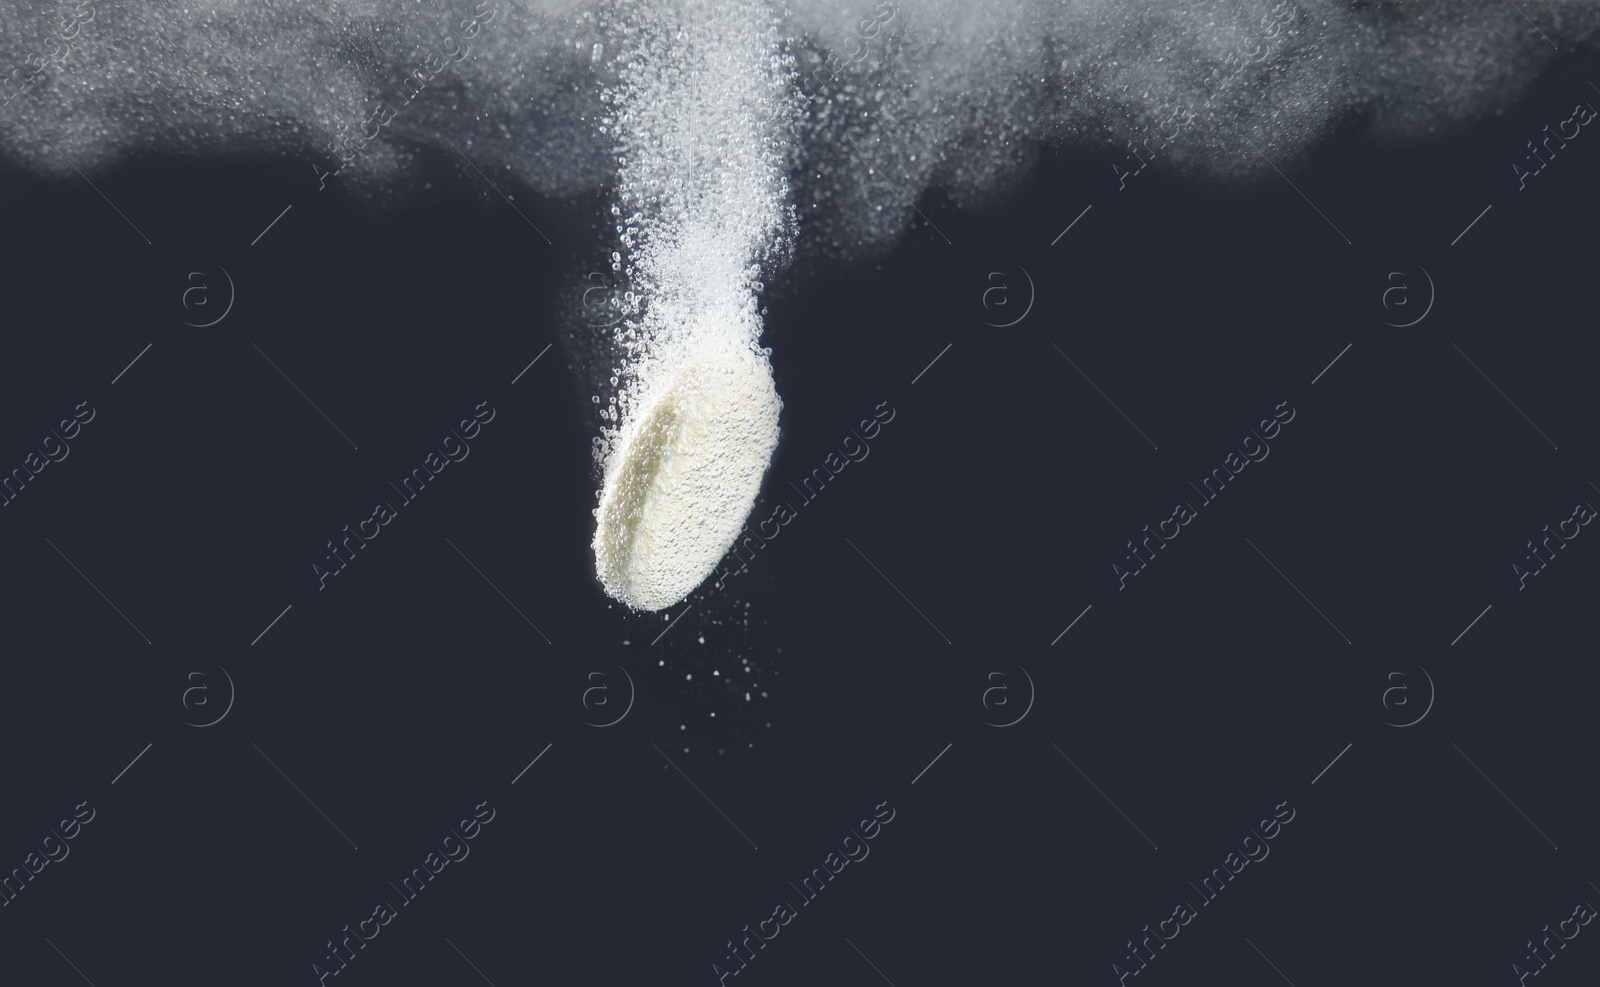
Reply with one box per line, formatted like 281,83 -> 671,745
589,0 -> 797,610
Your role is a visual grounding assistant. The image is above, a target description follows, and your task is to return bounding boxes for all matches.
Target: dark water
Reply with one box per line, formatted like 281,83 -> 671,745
0,48 -> 1596,987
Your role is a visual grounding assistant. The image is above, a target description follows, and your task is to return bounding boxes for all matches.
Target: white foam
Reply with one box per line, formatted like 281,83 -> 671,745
6,0 -> 1589,247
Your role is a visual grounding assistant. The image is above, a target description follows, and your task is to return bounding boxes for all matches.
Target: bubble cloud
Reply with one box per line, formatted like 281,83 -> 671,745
3,0 -> 1595,608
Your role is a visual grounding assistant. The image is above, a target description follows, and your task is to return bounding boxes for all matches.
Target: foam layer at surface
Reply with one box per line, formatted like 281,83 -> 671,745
4,0 -> 1595,255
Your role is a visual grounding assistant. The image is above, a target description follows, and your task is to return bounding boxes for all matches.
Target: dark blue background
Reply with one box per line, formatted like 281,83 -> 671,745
0,48 -> 1596,987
